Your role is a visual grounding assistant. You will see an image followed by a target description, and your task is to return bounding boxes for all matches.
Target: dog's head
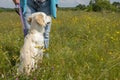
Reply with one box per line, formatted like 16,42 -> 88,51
28,12 -> 51,27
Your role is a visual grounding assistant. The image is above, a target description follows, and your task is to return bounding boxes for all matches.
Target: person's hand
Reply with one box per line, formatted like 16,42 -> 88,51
13,0 -> 20,5
13,0 -> 20,15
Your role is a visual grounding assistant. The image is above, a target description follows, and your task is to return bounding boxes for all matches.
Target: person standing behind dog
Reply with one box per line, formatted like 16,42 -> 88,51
12,0 -> 58,49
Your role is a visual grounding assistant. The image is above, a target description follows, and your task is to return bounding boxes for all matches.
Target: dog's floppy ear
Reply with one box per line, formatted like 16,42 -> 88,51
27,16 -> 32,24
35,14 -> 45,27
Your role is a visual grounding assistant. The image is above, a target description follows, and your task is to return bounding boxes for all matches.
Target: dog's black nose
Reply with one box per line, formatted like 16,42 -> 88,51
47,22 -> 50,25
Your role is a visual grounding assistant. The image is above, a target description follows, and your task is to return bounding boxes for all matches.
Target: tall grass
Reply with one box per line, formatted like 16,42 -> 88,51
0,10 -> 120,80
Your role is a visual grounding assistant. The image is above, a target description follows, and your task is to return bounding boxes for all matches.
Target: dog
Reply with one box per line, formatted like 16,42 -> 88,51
17,12 -> 51,75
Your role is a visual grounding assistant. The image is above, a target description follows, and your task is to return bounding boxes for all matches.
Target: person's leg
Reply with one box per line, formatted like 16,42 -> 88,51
20,0 -> 37,36
44,22 -> 51,49
37,0 -> 52,49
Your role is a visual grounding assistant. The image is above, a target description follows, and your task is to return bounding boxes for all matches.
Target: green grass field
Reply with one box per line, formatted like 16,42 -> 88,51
0,10 -> 120,80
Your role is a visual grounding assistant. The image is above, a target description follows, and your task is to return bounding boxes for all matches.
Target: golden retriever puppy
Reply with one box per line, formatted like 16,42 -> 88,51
17,12 -> 51,75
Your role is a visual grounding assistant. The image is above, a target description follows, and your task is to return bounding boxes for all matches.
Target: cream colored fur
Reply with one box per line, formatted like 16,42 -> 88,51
17,12 -> 51,75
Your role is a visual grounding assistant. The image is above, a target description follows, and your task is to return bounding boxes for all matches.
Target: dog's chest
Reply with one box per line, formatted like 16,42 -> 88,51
32,33 -> 44,46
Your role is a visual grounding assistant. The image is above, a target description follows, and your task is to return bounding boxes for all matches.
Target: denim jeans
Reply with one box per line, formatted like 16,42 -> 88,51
21,0 -> 51,49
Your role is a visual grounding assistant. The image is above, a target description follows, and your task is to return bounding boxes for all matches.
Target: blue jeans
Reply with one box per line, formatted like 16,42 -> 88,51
21,0 -> 51,49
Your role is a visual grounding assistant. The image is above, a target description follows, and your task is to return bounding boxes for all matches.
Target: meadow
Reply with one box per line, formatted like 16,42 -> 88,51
0,10 -> 120,80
